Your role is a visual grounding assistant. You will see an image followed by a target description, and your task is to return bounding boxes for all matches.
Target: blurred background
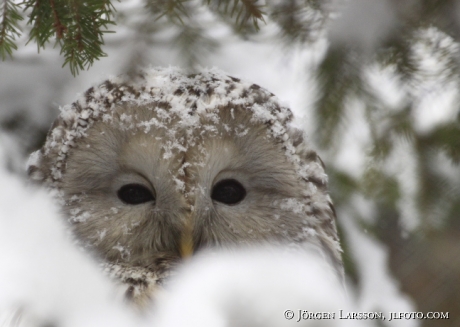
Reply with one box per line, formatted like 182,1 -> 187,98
1,0 -> 459,326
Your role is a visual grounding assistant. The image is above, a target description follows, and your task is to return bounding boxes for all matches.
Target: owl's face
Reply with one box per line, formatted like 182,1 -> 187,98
61,103 -> 319,268
30,68 -> 340,275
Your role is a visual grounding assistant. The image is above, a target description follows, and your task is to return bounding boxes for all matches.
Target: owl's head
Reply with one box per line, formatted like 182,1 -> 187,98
28,68 -> 341,279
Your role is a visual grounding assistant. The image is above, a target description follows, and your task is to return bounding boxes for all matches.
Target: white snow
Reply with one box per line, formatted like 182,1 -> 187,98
341,212 -> 418,327
328,0 -> 398,53
410,27 -> 460,134
332,97 -> 372,180
0,136 -> 141,327
152,247 -> 359,327
364,63 -> 408,112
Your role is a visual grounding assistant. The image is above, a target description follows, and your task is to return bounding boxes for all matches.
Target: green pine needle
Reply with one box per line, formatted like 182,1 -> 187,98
22,0 -> 116,75
0,0 -> 24,60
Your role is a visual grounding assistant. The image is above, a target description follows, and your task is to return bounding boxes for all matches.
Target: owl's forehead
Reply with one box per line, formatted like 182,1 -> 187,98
105,100 -> 267,141
54,69 -> 292,146
85,102 -> 284,172
37,68 -> 301,184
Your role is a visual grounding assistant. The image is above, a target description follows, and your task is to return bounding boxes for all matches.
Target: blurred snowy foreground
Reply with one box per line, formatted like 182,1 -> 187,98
1,138 -> 358,327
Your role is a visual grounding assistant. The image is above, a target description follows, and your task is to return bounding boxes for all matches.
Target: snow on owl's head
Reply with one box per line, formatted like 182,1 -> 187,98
28,67 -> 342,297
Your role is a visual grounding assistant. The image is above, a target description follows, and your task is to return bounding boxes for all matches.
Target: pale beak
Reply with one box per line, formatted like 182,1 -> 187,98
179,215 -> 194,258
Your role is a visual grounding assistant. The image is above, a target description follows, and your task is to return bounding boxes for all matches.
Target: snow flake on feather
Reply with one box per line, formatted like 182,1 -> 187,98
113,244 -> 131,261
279,198 -> 308,215
70,210 -> 91,223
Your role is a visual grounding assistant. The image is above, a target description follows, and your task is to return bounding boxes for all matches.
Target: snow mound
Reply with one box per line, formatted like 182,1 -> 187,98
153,247 -> 359,327
0,137 -> 140,327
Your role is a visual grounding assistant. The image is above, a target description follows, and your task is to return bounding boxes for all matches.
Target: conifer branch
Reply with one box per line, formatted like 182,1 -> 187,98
269,0 -> 324,43
0,0 -> 23,60
174,24 -> 218,68
23,0 -> 116,75
144,0 -> 217,69
49,0 -> 66,38
146,0 -> 190,23
205,0 -> 266,32
23,0 -> 55,49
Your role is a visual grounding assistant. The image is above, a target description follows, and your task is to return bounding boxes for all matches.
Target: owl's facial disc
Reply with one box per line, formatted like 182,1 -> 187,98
59,103 -> 321,267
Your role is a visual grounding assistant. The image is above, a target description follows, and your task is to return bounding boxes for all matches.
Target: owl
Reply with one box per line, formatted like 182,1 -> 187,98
28,67 -> 343,307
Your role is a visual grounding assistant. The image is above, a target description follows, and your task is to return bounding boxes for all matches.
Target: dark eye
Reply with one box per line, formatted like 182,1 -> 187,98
117,184 -> 155,205
211,179 -> 246,205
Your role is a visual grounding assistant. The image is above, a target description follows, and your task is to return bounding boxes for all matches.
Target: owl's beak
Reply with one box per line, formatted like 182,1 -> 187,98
179,219 -> 194,258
